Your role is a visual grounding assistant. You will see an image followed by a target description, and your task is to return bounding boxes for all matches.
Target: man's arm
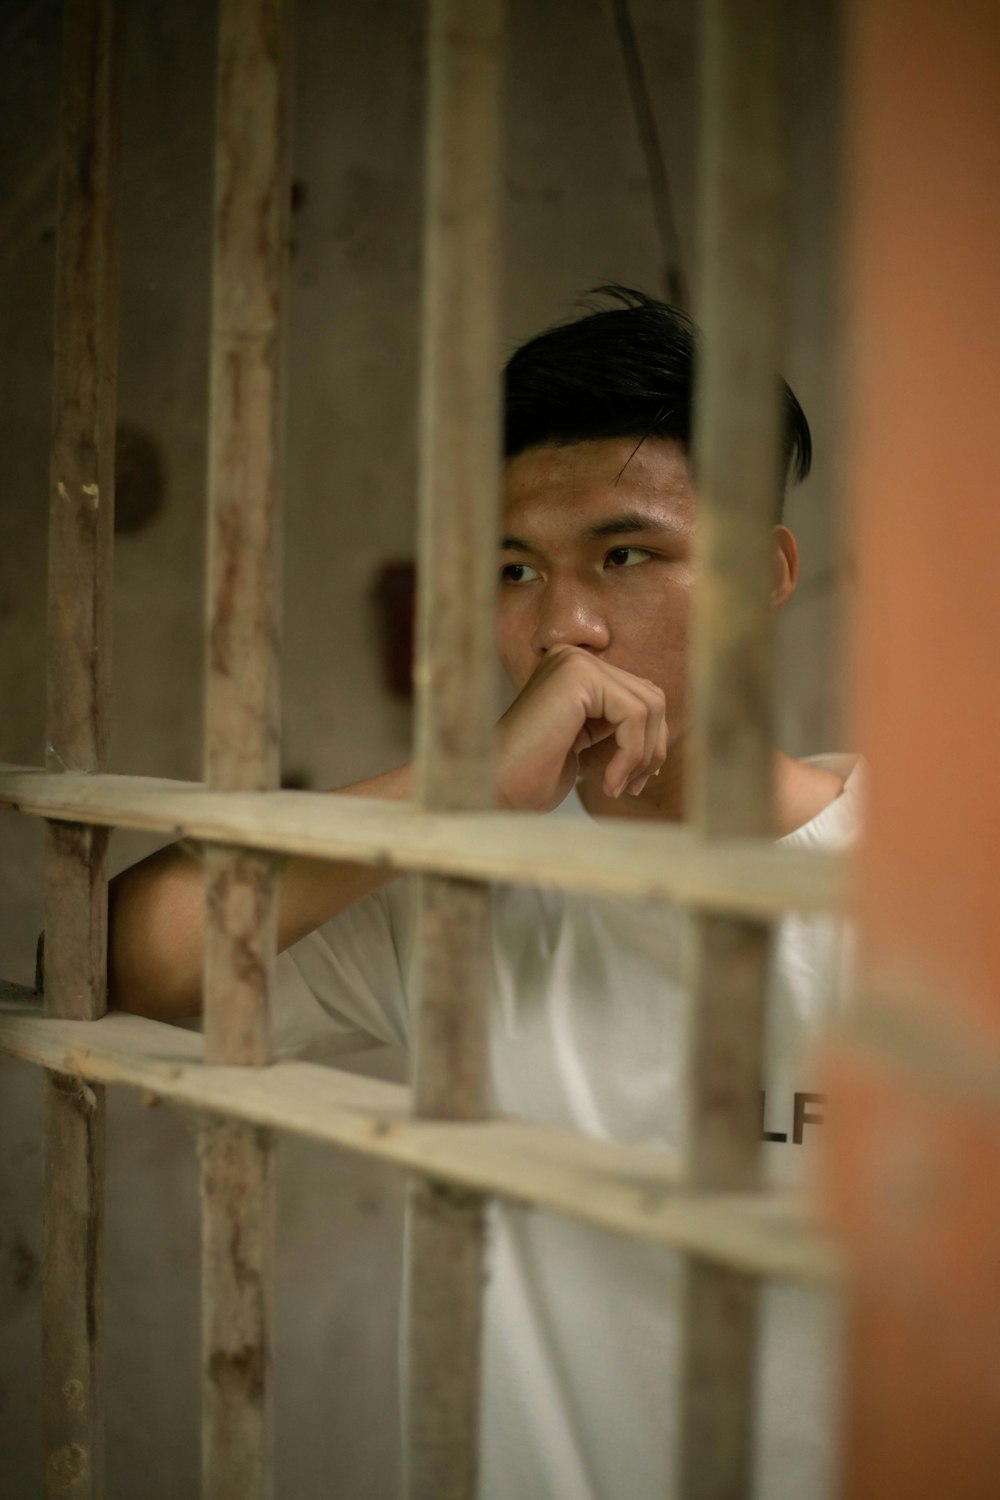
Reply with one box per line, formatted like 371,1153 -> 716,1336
110,646 -> 667,1022
108,762 -> 414,1022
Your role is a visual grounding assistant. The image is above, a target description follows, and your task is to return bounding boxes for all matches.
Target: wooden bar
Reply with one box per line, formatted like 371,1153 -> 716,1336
42,0 -> 123,1493
198,1 -> 291,1495
821,2 -> 1000,1491
199,1119 -> 275,1500
406,1179 -> 486,1500
678,0 -> 789,1496
46,0 -> 120,796
0,1005 -> 842,1284
0,765 -> 843,919
412,879 -> 491,1119
405,3 -> 504,1494
43,1072 -> 106,1500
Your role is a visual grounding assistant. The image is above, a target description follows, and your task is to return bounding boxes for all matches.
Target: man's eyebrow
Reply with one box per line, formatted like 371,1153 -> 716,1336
584,511 -> 681,541
500,512 -> 682,551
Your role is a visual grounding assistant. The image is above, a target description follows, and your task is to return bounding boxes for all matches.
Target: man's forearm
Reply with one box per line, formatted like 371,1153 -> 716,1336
108,762 -> 415,1021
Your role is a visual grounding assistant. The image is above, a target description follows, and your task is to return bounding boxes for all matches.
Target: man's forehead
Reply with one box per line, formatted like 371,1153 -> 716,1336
501,437 -> 695,526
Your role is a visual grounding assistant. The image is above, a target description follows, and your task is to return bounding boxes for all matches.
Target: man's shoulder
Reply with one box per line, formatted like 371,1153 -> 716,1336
778,753 -> 867,850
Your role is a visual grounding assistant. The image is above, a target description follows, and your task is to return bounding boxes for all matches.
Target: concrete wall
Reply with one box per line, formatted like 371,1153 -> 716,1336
0,1 -> 847,1495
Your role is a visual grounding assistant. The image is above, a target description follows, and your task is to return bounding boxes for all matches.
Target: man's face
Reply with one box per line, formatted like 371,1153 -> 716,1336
497,437 -> 698,762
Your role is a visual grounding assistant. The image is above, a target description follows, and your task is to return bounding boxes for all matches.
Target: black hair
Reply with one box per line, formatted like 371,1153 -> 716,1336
503,286 -> 811,516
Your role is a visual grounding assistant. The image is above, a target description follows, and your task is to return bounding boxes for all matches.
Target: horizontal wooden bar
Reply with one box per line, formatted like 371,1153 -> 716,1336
0,765 -> 842,917
0,1003 -> 840,1284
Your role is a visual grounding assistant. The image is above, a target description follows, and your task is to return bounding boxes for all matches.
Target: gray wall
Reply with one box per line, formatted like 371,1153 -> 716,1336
0,1 -> 849,1495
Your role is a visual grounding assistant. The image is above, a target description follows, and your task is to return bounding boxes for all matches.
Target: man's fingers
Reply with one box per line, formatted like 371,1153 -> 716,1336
617,683 -> 668,798
571,718 -> 617,756
634,686 -> 668,793
507,647 -> 668,807
601,687 -> 653,797
639,684 -> 665,776
553,658 -> 668,799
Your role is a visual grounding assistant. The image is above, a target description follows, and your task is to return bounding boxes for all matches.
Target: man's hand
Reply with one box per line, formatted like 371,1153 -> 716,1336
495,645 -> 669,812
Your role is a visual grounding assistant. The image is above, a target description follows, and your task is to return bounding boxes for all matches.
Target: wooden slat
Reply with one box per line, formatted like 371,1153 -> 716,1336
406,2 -> 505,1495
413,2 -> 504,820
412,878 -> 491,1119
198,1 -> 290,1495
678,0 -> 790,1496
405,1180 -> 486,1500
678,1256 -> 759,1500
0,1006 -> 841,1284
199,1119 -> 275,1500
42,0 -> 123,1493
46,0 -> 120,792
0,766 -> 843,919
44,823 -> 110,1023
202,845 -> 276,1068
43,1071 -> 106,1500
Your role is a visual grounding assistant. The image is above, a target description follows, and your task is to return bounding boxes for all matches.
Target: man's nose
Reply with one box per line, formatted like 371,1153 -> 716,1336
531,580 -> 610,657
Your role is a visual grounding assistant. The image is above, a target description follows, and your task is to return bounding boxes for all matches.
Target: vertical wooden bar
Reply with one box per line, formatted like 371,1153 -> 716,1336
42,1 -> 122,1494
405,2 -> 504,1498
199,1 -> 290,1496
822,2 -> 1000,1495
678,0 -> 788,1496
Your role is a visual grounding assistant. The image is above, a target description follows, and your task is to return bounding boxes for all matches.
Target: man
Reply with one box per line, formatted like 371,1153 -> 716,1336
110,288 -> 862,1498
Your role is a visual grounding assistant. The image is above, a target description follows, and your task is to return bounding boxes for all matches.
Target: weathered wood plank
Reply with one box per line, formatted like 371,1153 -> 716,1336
203,10 -> 286,798
686,915 -> 772,1191
412,877 -> 491,1119
0,1006 -> 841,1284
678,1258 -> 759,1500
46,0 -> 120,788
42,1071 -> 105,1500
202,844 -> 276,1068
407,0 -> 505,1494
44,822 -> 110,1025
405,1181 -> 486,1500
0,766 -> 844,919
688,0 -> 787,843
412,1 -> 503,816
199,1120 -> 275,1498
199,0 -> 291,1494
42,0 -> 123,1493
679,0 -> 790,1495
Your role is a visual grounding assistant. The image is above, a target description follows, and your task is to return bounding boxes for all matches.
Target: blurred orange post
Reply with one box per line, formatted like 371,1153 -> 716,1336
822,2 -> 1000,1497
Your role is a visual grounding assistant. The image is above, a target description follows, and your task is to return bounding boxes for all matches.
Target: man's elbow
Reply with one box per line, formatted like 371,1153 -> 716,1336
110,967 -> 203,1024
106,847 -> 205,1023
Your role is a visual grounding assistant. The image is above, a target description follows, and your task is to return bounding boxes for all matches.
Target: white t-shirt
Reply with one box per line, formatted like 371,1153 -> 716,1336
274,753 -> 865,1500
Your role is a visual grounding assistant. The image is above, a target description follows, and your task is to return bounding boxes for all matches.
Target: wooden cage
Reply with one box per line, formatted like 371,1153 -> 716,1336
9,0 -> 985,1496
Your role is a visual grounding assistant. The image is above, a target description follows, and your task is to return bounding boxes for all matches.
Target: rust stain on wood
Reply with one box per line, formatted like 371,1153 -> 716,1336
207,1343 -> 266,1404
227,1219 -> 263,1295
46,1441 -> 88,1491
62,1379 -> 86,1413
209,497 -> 243,679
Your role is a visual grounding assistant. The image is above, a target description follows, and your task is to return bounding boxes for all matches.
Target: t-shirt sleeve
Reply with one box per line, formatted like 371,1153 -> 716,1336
272,885 -> 411,1061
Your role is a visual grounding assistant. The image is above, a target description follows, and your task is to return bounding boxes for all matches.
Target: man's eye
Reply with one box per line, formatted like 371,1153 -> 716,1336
605,547 -> 652,568
500,562 -> 540,584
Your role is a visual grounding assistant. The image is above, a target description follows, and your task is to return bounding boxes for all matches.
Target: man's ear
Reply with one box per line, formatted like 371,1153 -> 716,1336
771,524 -> 799,607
